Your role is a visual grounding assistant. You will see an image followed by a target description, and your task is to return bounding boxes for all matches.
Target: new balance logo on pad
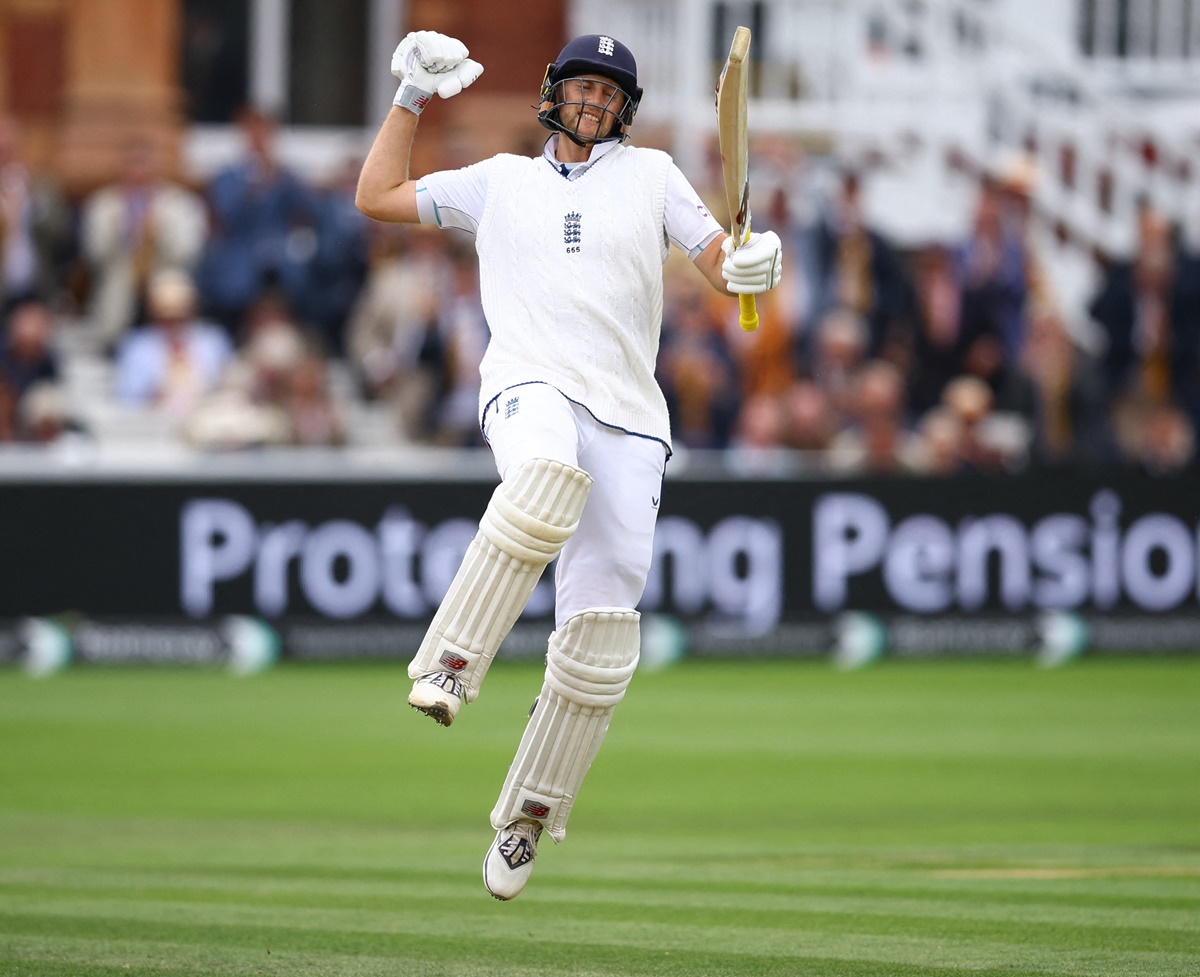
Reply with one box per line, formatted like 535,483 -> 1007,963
439,650 -> 468,671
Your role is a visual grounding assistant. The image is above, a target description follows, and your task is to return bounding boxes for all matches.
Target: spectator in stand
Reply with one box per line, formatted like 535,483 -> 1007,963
940,374 -> 1012,473
781,377 -> 838,452
808,168 -> 913,359
346,225 -> 446,440
1088,202 -> 1186,409
727,390 -> 792,474
733,185 -> 802,400
756,141 -> 815,331
18,380 -> 76,443
1125,400 -> 1196,475
113,269 -> 234,415
961,321 -> 1037,422
80,136 -> 208,351
731,391 -> 786,447
282,348 -> 345,447
955,175 -> 1030,366
827,359 -> 922,473
1170,207 -> 1200,430
429,240 -> 489,447
809,306 -> 869,420
1019,303 -> 1115,467
182,367 -> 289,450
905,242 -> 1002,415
237,288 -> 310,408
181,286 -> 310,451
990,153 -> 1057,337
0,115 -> 70,312
301,154 -> 372,355
913,406 -> 966,475
0,298 -> 81,444
0,373 -> 14,440
658,273 -> 741,449
0,299 -> 60,398
195,107 -> 317,335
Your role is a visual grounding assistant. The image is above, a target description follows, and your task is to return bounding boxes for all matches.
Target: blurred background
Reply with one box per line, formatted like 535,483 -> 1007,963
1,0 -> 1199,669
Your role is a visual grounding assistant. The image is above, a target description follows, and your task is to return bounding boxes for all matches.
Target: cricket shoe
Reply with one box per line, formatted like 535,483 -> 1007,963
407,672 -> 464,726
482,819 -> 542,901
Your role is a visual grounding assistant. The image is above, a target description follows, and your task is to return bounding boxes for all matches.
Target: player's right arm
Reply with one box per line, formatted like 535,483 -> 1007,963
356,31 -> 483,224
356,107 -> 421,223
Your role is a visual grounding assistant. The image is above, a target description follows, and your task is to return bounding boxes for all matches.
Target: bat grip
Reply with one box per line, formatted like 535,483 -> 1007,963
738,293 -> 759,332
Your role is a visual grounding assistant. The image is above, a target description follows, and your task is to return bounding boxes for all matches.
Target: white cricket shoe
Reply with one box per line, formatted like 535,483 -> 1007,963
482,819 -> 542,901
407,672 -> 464,726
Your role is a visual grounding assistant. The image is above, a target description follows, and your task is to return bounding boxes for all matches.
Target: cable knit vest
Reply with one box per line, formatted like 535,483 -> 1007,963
475,144 -> 673,448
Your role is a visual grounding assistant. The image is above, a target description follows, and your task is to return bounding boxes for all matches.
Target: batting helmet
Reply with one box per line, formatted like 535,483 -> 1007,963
537,35 -> 643,145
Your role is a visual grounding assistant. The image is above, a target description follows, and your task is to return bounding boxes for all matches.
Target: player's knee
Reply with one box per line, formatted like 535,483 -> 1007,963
545,607 -> 640,707
481,457 -> 592,563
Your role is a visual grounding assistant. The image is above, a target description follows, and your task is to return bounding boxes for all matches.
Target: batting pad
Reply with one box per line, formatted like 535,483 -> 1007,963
490,607 -> 640,842
408,458 -> 592,702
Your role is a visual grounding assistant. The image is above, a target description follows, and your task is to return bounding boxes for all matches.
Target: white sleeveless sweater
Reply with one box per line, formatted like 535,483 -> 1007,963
475,145 -> 673,448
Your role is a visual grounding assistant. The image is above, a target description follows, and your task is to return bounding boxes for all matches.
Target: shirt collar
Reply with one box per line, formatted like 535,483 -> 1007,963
542,135 -> 621,180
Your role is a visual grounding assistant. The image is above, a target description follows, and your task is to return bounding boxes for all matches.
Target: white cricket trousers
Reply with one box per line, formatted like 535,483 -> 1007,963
483,383 -> 667,627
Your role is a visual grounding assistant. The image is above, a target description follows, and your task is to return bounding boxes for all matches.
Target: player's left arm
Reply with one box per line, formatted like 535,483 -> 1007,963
666,164 -> 781,297
694,234 -> 734,296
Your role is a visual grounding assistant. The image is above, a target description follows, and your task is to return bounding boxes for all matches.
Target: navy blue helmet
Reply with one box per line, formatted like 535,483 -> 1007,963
538,35 -> 643,145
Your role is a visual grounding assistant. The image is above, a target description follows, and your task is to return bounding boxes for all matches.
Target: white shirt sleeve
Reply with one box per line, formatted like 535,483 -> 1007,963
415,159 -> 493,234
664,163 -> 725,260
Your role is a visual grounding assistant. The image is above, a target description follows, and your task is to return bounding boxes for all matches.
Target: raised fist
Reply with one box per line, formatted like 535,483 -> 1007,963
391,31 -> 484,113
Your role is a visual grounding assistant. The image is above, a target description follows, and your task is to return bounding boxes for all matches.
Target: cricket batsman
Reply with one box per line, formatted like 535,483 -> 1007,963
356,29 -> 782,900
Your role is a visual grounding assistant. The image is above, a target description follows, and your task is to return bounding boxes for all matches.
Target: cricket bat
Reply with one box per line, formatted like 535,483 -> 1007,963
716,25 -> 759,332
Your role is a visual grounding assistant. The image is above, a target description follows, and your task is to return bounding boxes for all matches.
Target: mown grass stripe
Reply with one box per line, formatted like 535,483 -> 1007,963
2,891 -> 1199,968
1,912 -> 1196,977
5,839 -> 1200,903
2,871 -> 1199,937
0,932 -> 1096,977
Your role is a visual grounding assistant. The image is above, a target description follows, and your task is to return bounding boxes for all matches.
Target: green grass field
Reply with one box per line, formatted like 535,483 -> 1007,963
1,656 -> 1198,976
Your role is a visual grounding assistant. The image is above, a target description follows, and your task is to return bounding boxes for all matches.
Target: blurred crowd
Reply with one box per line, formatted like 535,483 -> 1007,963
1,107 -> 1198,473
662,147 -> 1200,476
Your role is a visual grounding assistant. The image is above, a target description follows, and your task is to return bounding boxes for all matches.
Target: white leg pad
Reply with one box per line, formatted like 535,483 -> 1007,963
408,458 -> 592,702
490,607 -> 640,843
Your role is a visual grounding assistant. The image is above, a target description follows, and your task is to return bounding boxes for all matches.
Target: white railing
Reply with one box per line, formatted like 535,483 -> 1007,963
1080,0 -> 1200,88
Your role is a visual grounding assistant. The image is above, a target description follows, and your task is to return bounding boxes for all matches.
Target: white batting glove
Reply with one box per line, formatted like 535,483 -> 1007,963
391,31 -> 484,114
721,230 -> 783,294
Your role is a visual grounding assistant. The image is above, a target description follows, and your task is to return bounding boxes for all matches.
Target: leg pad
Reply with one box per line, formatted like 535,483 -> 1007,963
407,458 -> 591,703
490,607 -> 640,842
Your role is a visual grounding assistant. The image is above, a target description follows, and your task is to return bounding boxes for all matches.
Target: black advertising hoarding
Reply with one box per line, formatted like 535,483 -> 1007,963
2,471 -> 1198,662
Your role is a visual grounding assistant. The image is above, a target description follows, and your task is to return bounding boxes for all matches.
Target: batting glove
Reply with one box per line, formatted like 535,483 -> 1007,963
391,31 -> 484,115
721,230 -> 783,294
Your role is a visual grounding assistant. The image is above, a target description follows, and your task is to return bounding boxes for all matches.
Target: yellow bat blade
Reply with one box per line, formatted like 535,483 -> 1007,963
716,25 -> 759,332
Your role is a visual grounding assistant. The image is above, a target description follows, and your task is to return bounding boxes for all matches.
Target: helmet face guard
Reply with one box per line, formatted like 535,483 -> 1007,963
536,35 -> 643,146
537,74 -> 639,146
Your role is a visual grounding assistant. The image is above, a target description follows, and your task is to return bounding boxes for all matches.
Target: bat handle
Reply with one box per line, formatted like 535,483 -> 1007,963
738,293 -> 759,332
